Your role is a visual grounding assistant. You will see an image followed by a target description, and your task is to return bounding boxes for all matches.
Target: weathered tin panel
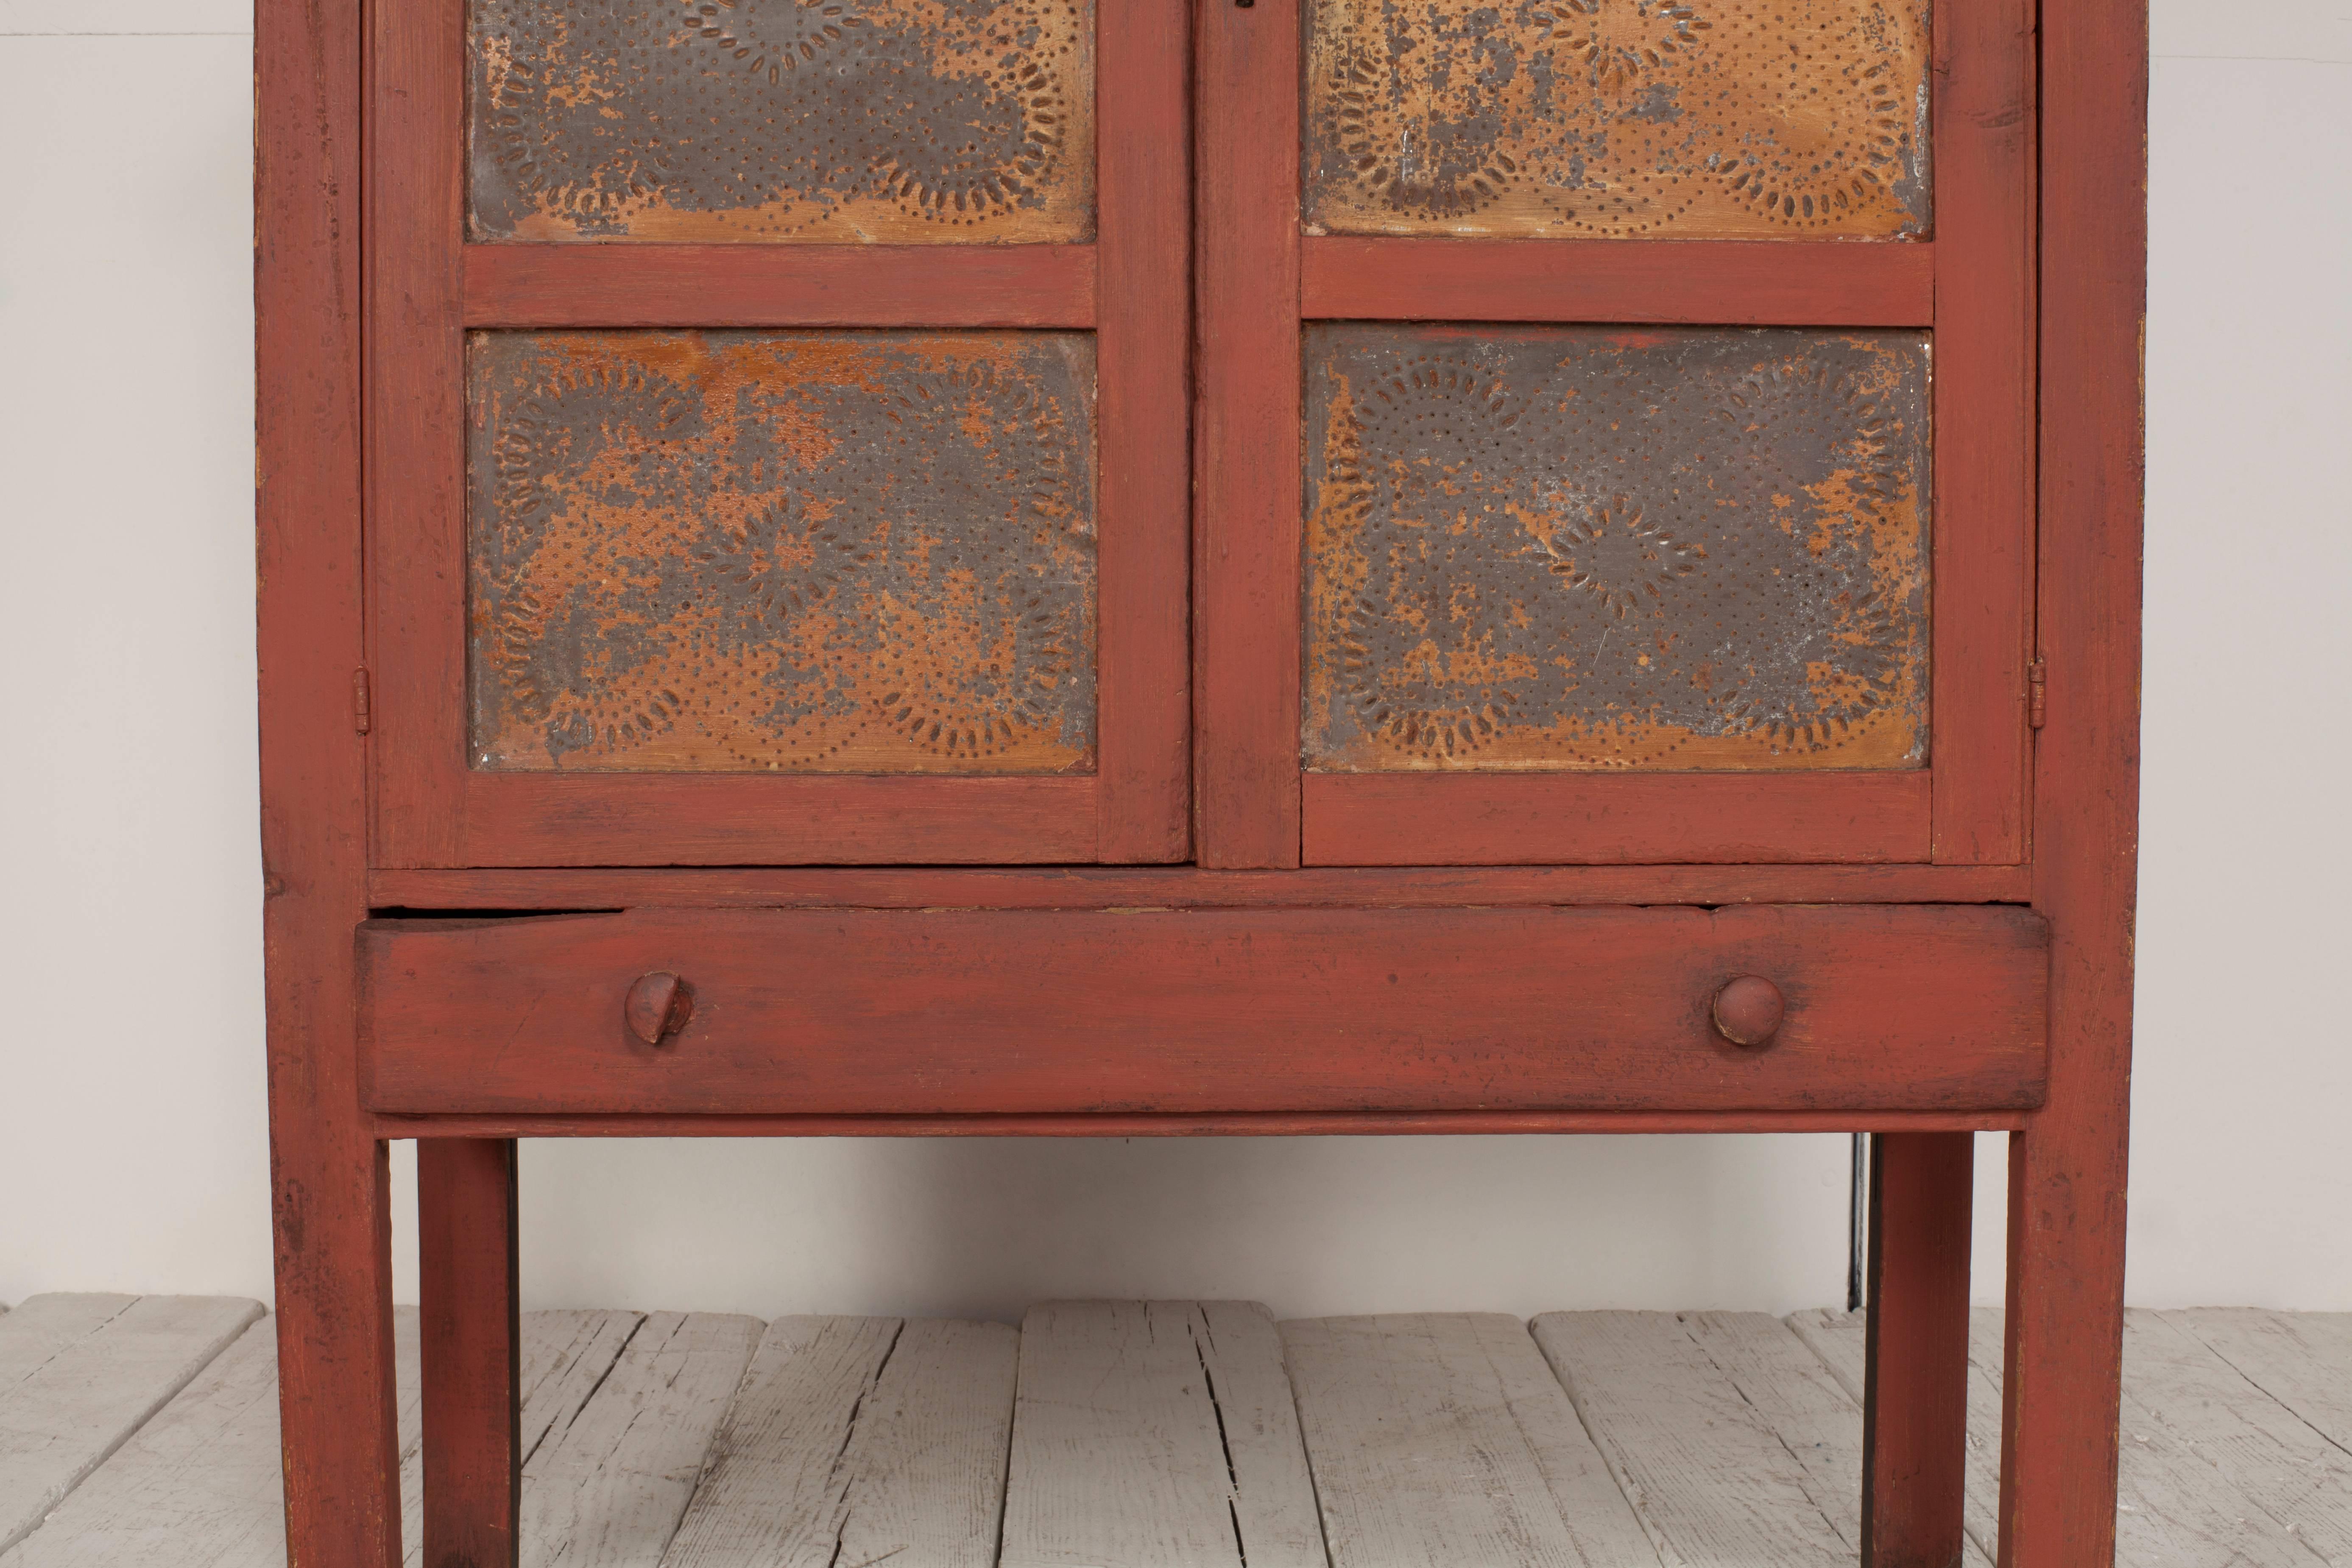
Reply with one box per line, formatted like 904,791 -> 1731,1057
469,330 -> 1097,773
1303,0 -> 1930,239
469,0 -> 1094,242
1304,325 -> 1929,771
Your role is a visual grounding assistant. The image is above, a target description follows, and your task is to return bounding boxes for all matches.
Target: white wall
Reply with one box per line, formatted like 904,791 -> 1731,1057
1,0 -> 2344,1320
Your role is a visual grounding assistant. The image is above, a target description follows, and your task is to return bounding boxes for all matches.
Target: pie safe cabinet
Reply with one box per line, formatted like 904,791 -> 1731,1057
254,0 -> 2145,1558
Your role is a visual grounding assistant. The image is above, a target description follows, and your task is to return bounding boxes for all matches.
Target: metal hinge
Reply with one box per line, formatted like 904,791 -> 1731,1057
2026,658 -> 2047,731
352,667 -> 373,734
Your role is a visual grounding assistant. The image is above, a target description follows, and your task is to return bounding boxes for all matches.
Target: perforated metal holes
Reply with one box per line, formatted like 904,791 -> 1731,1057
468,330 -> 1098,773
1303,0 -> 1930,239
1304,326 -> 1930,771
469,0 -> 1094,241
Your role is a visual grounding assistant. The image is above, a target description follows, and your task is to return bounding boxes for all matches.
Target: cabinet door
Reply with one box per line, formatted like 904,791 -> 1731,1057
1196,0 -> 2033,868
368,0 -> 1187,867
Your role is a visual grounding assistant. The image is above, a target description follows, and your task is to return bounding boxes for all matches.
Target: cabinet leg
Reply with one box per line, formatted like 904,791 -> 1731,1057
1996,1121 -> 2128,1568
419,1139 -> 522,1568
1863,1131 -> 1974,1568
268,1123 -> 403,1568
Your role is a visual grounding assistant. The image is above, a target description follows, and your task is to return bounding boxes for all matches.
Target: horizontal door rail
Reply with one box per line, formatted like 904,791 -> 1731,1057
1303,773 -> 1933,866
1300,238 -> 1936,326
463,244 -> 1099,329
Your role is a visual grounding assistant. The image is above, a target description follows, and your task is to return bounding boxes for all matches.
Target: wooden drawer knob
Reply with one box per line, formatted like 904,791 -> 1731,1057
624,972 -> 694,1046
1712,975 -> 1785,1048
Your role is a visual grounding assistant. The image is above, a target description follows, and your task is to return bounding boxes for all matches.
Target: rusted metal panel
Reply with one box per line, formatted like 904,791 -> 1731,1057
468,330 -> 1097,773
1304,325 -> 1929,772
468,0 -> 1094,243
1303,0 -> 1930,240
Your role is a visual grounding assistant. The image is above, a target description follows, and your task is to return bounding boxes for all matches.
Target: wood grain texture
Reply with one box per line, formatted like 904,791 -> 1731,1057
0,1314 -> 278,1568
1862,1133 -> 1974,1568
1793,1308 -> 2319,1568
1787,1310 -> 1999,1568
1301,240 -> 1935,326
1985,1310 -> 2319,1568
1674,1312 -> 1975,1565
1192,0 -> 1303,867
1001,1301 -> 1325,1568
378,1111 -> 2032,1139
418,1141 -> 519,1568
1282,1313 -> 1653,1568
0,1298 -> 139,1403
2117,1314 -> 2352,1566
0,1297 -> 264,1553
0,1321 -> 283,1568
1927,0 -> 2036,866
513,1313 -> 759,1568
387,777 -> 1104,869
2001,0 -> 2146,1558
1302,772 -> 1931,866
257,0 -> 404,1553
2163,1311 -> 2352,1458
662,1317 -> 1016,1568
462,247 -> 1098,329
405,1309 -> 632,1568
366,862 -> 2034,912
359,905 -> 2050,1116
1090,0 -> 1193,863
1532,1311 -> 1850,1568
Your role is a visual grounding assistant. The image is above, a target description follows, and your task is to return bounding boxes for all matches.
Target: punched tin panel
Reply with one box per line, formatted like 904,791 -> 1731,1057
469,0 -> 1095,241
467,330 -> 1099,775
1304,325 -> 1931,773
1303,0 -> 1931,239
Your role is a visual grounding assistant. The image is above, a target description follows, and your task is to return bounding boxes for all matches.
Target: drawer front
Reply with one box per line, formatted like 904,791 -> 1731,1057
361,906 -> 2047,1116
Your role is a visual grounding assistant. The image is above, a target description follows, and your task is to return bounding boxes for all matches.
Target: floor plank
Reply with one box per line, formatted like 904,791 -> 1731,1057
0,1320 -> 284,1568
2122,1312 -> 2352,1565
1001,1300 -> 1326,1568
1788,1307 -> 2339,1568
0,1299 -> 138,1404
0,1295 -> 263,1553
519,1311 -> 760,1568
2166,1311 -> 2352,1456
663,1316 -> 1016,1568
1784,1306 -> 2003,1563
1532,1311 -> 1849,1568
1283,1313 -> 1652,1568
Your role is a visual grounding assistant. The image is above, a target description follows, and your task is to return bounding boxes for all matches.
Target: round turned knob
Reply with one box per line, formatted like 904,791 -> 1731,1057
624,971 -> 694,1046
1712,975 -> 1785,1048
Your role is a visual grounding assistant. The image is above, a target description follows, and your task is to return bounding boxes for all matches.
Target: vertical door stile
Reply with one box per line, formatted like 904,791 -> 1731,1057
1094,0 -> 1196,863
1928,0 -> 2039,865
1194,0 -> 1305,868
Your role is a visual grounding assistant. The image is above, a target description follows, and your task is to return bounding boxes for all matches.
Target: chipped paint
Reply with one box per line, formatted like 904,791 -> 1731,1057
1304,325 -> 1930,771
469,0 -> 1094,242
1303,0 -> 1931,239
468,330 -> 1097,773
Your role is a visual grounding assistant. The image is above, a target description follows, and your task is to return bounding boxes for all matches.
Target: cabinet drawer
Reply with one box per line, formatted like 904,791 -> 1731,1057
360,906 -> 2047,1116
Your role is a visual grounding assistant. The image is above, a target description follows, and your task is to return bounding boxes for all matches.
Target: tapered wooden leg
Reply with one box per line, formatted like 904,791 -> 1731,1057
419,1139 -> 522,1568
1863,1131 -> 1973,1568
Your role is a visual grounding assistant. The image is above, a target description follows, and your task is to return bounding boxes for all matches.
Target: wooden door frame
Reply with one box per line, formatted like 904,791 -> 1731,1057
364,0 -> 1191,869
257,0 -> 2143,1563
1195,0 -> 2036,871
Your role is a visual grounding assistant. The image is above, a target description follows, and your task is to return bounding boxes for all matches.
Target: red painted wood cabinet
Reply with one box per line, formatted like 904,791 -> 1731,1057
256,0 -> 2144,1558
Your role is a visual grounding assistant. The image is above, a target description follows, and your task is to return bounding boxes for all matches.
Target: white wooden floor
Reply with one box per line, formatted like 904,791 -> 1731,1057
3,1295 -> 2347,1567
